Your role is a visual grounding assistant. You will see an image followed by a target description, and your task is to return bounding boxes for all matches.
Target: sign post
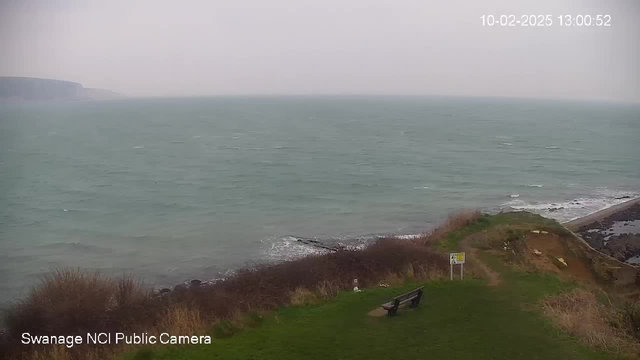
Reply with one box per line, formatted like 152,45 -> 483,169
449,252 -> 466,280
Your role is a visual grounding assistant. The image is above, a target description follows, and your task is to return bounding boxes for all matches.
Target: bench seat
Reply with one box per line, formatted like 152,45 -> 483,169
380,286 -> 424,316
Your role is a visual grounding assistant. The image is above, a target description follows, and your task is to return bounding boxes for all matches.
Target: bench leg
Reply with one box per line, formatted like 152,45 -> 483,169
410,290 -> 423,308
388,300 -> 400,316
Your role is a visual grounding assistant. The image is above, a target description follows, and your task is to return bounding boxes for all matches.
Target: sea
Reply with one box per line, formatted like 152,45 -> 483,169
1,96 -> 639,306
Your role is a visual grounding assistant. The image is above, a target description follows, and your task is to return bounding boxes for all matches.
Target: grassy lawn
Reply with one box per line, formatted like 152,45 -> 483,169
123,212 -> 621,360
126,278 -> 617,360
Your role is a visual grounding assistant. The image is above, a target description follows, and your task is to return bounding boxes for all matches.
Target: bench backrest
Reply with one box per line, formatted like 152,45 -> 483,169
393,286 -> 423,301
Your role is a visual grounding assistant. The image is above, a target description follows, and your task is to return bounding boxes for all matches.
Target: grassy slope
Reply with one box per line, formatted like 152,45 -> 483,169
438,211 -> 569,251
125,213 -> 620,360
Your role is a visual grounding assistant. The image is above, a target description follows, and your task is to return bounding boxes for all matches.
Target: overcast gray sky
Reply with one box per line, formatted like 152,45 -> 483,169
1,0 -> 639,102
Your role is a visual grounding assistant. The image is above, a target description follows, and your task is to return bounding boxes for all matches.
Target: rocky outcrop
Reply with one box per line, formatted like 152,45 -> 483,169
576,203 -> 640,264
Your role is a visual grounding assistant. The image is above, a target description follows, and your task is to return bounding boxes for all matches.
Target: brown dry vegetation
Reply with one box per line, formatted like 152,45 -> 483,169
542,289 -> 640,357
1,238 -> 449,360
472,222 -> 640,356
419,210 -> 483,246
465,218 -> 640,356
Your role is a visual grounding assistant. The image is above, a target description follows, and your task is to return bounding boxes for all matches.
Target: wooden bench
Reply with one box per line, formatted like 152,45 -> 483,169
381,286 -> 424,316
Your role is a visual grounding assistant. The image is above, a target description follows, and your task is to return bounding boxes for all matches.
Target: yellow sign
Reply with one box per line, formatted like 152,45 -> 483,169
450,252 -> 466,264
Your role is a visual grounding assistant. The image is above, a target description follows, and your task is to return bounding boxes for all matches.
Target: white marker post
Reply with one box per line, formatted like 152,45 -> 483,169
449,252 -> 466,280
450,254 -> 454,280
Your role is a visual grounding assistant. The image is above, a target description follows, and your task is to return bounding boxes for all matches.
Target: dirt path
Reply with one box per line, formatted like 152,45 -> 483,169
459,235 -> 502,287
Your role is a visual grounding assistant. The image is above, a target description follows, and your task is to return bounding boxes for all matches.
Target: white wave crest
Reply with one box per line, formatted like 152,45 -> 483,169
394,234 -> 423,240
502,190 -> 640,222
262,231 -> 426,261
262,236 -> 331,261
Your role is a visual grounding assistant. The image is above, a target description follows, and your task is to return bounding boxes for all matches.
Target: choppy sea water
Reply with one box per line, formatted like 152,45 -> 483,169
1,96 -> 639,305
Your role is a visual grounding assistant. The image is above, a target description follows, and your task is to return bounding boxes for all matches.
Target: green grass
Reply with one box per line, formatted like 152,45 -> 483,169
438,216 -> 491,251
478,250 -> 579,302
124,213 -> 618,360
487,212 -> 571,235
438,211 -> 570,251
125,279 -> 617,360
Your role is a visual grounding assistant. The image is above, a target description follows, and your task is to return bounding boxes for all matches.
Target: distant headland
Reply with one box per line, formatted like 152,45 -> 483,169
0,76 -> 123,102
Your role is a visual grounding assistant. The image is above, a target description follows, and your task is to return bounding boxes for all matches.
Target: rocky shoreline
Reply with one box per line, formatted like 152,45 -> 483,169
154,237 -> 342,296
575,202 -> 640,264
156,204 -> 640,296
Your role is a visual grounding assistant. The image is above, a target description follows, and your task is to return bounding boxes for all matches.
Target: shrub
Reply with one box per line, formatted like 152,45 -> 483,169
157,306 -> 205,336
173,239 -> 449,320
290,288 -> 319,306
622,301 -> 640,339
541,289 -> 639,355
3,269 -> 159,341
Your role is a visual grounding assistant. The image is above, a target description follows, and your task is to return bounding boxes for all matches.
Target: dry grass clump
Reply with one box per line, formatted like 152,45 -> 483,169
542,289 -> 640,355
3,269 -> 160,339
157,306 -> 206,336
26,347 -> 110,360
290,288 -> 320,306
2,269 -> 159,360
316,280 -> 341,299
420,210 -> 483,246
623,301 -> 640,339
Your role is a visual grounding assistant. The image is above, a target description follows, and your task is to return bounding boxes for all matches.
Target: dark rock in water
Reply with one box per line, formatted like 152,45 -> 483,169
601,233 -> 640,262
616,196 -> 631,200
173,284 -> 188,294
576,203 -> 640,263
159,288 -> 171,294
295,237 -> 340,251
549,207 -> 565,212
190,279 -> 202,287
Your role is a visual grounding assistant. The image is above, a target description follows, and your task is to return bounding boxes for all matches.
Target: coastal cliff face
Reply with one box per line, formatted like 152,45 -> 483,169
576,203 -> 640,265
0,77 -> 122,101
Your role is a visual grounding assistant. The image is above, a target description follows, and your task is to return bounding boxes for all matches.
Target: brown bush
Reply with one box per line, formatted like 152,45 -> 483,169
156,306 -> 205,336
542,289 -> 640,355
170,238 -> 449,320
623,301 -> 640,339
290,288 -> 319,306
2,239 -> 448,360
3,269 -> 159,340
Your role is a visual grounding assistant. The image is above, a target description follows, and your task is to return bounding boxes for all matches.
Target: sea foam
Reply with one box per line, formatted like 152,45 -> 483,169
503,190 -> 640,222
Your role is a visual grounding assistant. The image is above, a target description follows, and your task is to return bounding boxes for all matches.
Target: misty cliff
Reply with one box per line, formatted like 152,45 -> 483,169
0,77 -> 123,102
